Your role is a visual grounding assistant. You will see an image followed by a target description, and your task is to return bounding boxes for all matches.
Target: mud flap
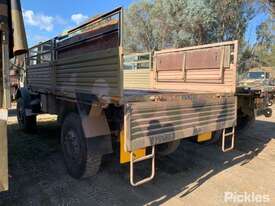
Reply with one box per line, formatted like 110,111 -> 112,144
120,129 -> 145,164
81,104 -> 113,155
197,132 -> 213,143
0,109 -> 8,191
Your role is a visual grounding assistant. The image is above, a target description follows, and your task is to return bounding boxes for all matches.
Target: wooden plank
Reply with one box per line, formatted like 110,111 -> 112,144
0,109 -> 8,192
155,40 -> 238,55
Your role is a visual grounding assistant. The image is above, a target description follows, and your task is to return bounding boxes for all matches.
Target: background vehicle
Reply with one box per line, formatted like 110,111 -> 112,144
236,68 -> 275,130
239,68 -> 275,105
0,0 -> 27,192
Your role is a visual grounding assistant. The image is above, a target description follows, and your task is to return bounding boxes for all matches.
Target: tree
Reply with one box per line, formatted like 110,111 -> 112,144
124,0 -> 155,53
254,17 -> 275,66
124,0 -> 255,53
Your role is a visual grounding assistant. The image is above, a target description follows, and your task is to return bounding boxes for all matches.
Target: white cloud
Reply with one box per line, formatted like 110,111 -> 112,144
33,35 -> 49,43
23,10 -> 54,32
23,10 -> 67,32
71,13 -> 89,25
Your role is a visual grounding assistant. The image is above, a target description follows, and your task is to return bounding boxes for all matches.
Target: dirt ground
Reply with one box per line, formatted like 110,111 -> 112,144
0,107 -> 275,206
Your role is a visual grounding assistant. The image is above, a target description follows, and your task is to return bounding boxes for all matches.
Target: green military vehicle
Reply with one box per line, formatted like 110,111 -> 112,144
15,7 -> 239,186
235,68 -> 275,132
239,68 -> 275,105
237,68 -> 274,124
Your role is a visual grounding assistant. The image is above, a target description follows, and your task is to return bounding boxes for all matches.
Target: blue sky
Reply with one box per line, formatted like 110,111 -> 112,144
245,12 -> 268,45
21,0 -> 267,46
21,0 -> 135,46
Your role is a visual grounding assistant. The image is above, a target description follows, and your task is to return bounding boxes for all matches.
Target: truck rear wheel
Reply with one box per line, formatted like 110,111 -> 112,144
237,114 -> 255,132
16,98 -> 37,132
61,113 -> 102,179
157,140 -> 181,156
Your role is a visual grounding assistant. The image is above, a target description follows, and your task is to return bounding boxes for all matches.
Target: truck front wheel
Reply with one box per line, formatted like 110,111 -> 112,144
61,113 -> 102,179
16,98 -> 37,132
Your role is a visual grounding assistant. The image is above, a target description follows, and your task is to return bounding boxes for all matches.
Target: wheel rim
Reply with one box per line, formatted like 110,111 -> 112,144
63,129 -> 82,166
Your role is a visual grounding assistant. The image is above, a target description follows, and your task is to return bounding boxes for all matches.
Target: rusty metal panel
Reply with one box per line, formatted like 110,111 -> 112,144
185,47 -> 222,69
124,94 -> 236,151
57,32 -> 119,59
156,52 -> 183,71
154,41 -> 238,93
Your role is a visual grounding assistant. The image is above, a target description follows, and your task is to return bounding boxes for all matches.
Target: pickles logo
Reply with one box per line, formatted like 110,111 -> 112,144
224,192 -> 270,204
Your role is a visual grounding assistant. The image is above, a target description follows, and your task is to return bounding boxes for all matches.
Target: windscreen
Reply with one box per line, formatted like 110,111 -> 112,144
247,72 -> 265,80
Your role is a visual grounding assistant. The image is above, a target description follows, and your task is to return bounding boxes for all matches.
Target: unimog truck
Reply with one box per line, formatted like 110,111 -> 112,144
16,8 -> 238,186
0,0 -> 28,191
239,68 -> 275,106
236,68 -> 274,129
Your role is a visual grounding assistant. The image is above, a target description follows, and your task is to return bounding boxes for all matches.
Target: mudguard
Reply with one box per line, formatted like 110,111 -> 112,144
15,87 -> 31,108
81,104 -> 113,155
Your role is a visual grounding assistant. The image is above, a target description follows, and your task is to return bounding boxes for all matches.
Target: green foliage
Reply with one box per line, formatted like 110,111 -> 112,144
256,19 -> 274,48
124,0 -> 255,53
239,17 -> 275,71
124,0 -> 155,52
124,0 -> 274,70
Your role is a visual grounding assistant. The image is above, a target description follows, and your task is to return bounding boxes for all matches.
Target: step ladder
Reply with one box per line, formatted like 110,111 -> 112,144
222,127 -> 235,152
130,146 -> 155,187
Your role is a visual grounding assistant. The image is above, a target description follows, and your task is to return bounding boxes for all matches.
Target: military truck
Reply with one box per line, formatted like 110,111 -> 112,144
236,68 -> 274,131
0,0 -> 28,191
239,68 -> 275,106
16,8 -> 238,186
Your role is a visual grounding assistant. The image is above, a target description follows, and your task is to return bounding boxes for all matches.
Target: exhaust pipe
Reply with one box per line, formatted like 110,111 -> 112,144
10,0 -> 28,56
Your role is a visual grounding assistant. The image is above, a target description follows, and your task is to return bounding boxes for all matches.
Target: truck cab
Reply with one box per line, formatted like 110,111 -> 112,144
237,70 -> 273,126
239,71 -> 274,90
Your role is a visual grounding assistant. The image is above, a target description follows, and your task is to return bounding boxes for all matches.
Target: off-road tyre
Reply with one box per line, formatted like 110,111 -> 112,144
16,98 -> 37,132
61,113 -> 102,179
237,114 -> 255,135
157,140 -> 181,156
